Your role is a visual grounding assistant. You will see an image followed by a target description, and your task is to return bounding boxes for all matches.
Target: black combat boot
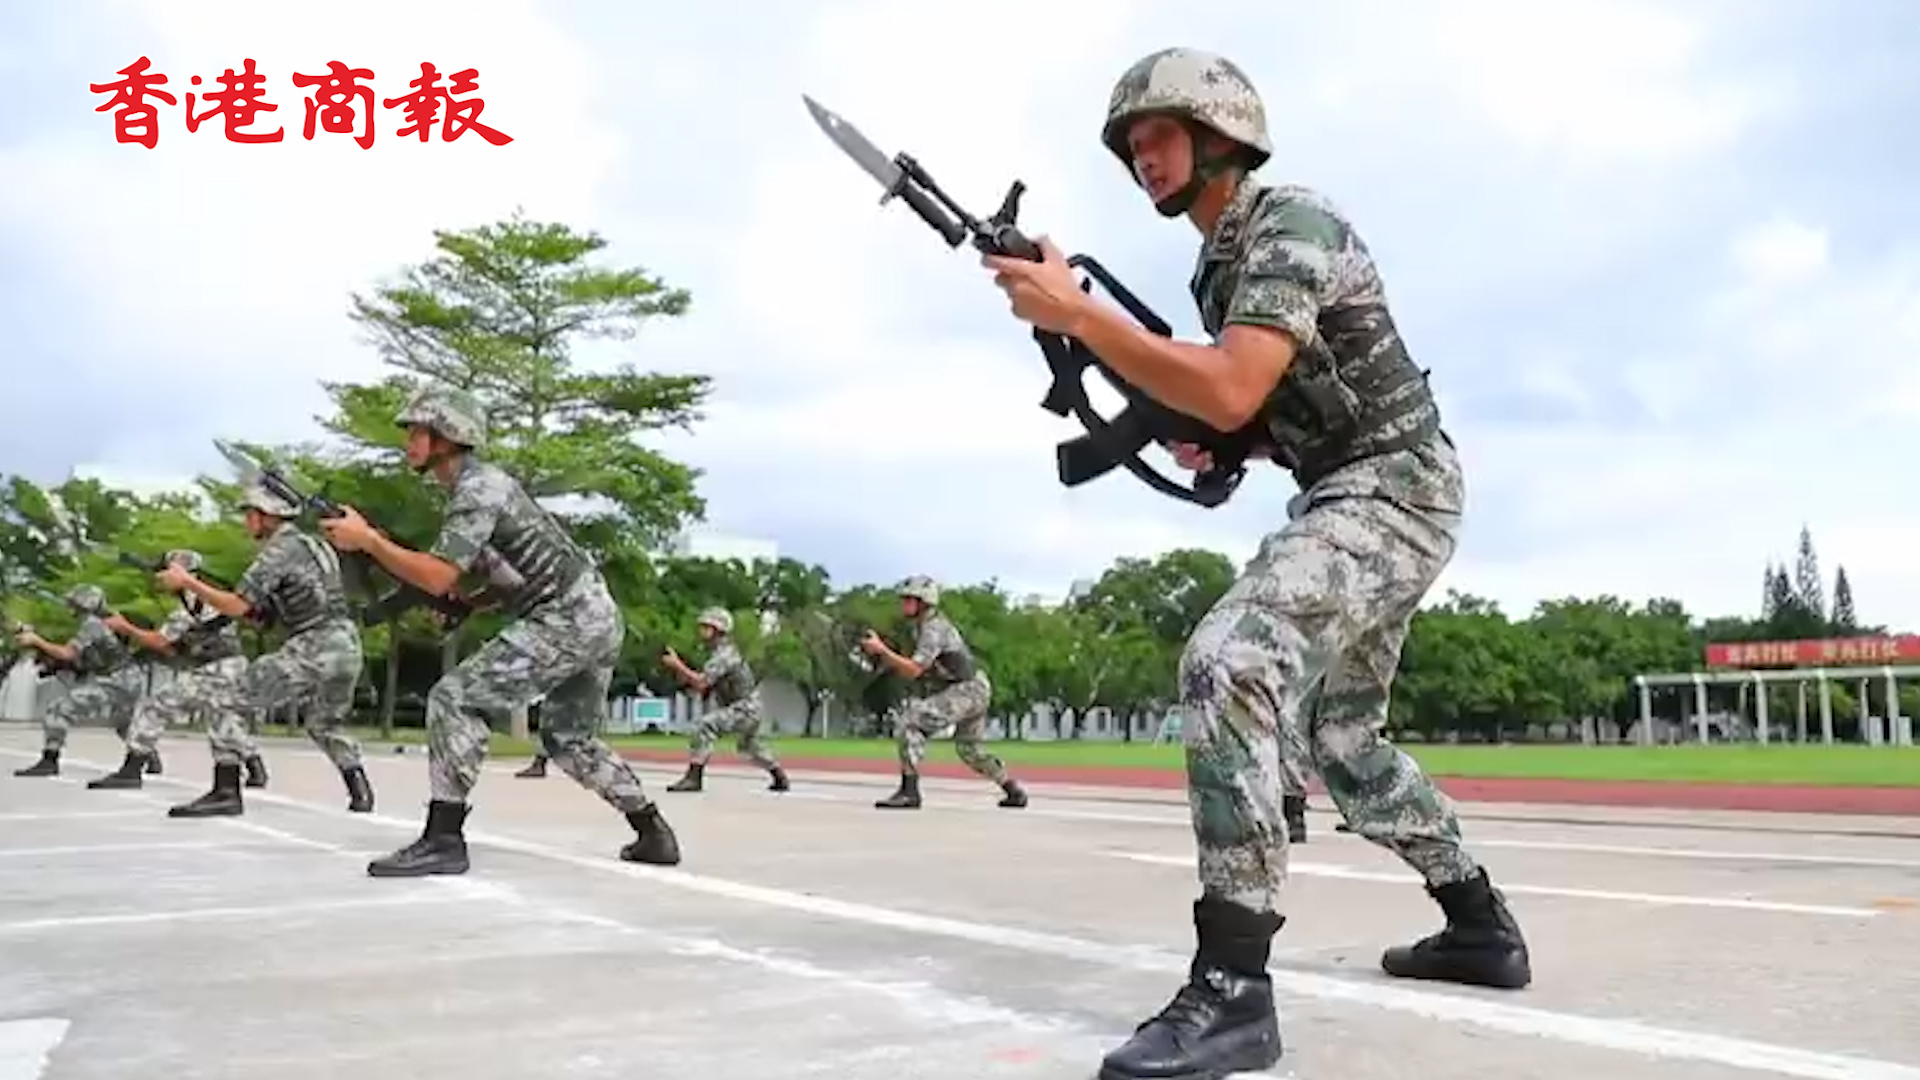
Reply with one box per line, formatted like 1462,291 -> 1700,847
367,801 -> 470,877
87,751 -> 146,789
1380,867 -> 1531,989
998,779 -> 1028,808
168,763 -> 244,817
145,750 -> 162,775
341,765 -> 374,813
242,755 -> 269,789
1099,898 -> 1285,1080
874,773 -> 921,809
1334,822 -> 1353,834
618,803 -> 682,865
13,749 -> 58,777
514,755 -> 547,779
1283,795 -> 1308,844
665,762 -> 705,792
767,766 -> 790,792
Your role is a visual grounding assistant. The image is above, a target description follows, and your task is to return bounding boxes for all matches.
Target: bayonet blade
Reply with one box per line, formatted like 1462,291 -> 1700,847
802,94 -> 903,195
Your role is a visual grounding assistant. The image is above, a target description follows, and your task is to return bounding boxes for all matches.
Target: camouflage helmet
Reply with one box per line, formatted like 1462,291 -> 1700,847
395,382 -> 487,448
1101,48 -> 1272,173
236,481 -> 298,518
695,606 -> 733,634
164,549 -> 202,572
897,575 -> 940,606
65,583 -> 107,615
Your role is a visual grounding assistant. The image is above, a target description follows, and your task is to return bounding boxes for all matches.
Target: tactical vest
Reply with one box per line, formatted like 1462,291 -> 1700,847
708,647 -> 756,706
919,617 -> 978,685
73,617 -> 129,677
1192,186 -> 1440,489
472,464 -> 591,613
270,530 -> 354,635
176,605 -> 243,665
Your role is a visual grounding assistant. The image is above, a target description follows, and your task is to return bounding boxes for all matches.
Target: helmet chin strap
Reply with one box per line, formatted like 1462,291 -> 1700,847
1150,119 -> 1239,218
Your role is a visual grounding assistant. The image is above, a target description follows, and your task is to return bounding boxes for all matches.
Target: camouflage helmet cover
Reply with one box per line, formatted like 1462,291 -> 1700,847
696,606 -> 733,634
1102,48 -> 1272,171
236,481 -> 299,518
65,583 -> 106,614
395,382 -> 487,448
897,575 -> 940,606
164,549 -> 203,572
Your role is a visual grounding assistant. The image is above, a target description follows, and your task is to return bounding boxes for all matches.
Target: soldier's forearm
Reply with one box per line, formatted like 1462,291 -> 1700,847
880,650 -> 923,679
364,532 -> 462,597
1072,301 -> 1278,431
187,579 -> 251,620
39,641 -> 78,663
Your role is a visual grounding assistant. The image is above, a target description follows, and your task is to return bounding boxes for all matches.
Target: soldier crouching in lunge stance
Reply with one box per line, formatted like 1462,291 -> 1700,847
10,585 -> 142,778
660,607 -> 791,794
982,48 -> 1530,1079
863,576 -> 1027,810
157,485 -> 375,817
88,550 -> 270,794
317,383 -> 680,876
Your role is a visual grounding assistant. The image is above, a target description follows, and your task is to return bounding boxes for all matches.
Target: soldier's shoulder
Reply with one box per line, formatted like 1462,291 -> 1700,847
453,459 -> 517,503
1249,183 -> 1356,247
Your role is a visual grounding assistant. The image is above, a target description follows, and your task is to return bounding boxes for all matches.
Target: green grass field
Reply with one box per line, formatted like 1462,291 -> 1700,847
269,727 -> 1920,787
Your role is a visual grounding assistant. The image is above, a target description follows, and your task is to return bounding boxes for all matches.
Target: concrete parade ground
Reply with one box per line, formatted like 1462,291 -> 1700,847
2,725 -> 1919,1080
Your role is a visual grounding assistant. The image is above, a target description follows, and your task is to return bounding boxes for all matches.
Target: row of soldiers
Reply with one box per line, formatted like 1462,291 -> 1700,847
9,383 -> 1036,870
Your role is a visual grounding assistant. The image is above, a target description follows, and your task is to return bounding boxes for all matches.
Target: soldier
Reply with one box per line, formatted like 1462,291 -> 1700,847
862,576 -> 1027,810
156,484 -> 375,817
316,382 -> 680,877
660,606 -> 791,794
981,48 -> 1531,1079
87,550 -> 270,793
9,585 -> 143,778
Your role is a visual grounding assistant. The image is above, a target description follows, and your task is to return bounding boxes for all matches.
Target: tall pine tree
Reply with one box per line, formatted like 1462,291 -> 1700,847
1832,566 -> 1857,631
1762,562 -> 1782,620
1793,525 -> 1826,620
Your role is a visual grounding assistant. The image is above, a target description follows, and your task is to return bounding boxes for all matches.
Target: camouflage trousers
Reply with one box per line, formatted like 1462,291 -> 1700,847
243,620 -> 364,771
689,692 -> 780,769
127,657 -> 257,765
1180,435 -> 1481,916
427,573 -> 651,812
893,673 -> 1006,783
42,673 -> 138,752
1279,708 -> 1314,797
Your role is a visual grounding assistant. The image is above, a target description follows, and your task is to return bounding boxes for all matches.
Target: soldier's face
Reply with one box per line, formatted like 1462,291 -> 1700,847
243,509 -> 269,539
1126,115 -> 1192,202
403,425 -> 435,470
900,597 -> 922,618
698,624 -> 716,643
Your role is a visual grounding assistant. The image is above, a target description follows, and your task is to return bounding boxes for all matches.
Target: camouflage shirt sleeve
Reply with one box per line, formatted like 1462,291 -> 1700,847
234,534 -> 292,612
430,471 -> 504,573
910,616 -> 959,669
1222,197 -> 1343,347
70,617 -> 112,651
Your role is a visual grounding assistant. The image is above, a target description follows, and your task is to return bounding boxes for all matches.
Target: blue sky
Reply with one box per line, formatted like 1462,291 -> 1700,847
3,0 -> 1919,630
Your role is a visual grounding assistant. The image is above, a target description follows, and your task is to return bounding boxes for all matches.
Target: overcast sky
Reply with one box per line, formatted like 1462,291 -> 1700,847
4,0 -> 1918,627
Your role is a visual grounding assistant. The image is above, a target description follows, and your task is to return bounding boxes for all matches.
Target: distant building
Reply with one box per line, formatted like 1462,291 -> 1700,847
664,529 -> 778,565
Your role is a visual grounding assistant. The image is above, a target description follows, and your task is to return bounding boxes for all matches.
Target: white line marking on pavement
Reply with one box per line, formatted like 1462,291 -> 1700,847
0,840 -> 253,859
0,894 -> 434,936
15,745 -> 1920,1080
0,810 -> 155,823
1105,851 -> 1888,919
0,1018 -> 68,1080
1473,837 -> 1920,870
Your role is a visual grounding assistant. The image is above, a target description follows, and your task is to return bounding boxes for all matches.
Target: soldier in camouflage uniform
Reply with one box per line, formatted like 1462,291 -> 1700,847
157,486 -> 375,818
86,550 -> 270,792
318,383 -> 680,877
9,585 -> 143,778
862,576 -> 1027,810
661,607 -> 791,793
982,47 -> 1531,1080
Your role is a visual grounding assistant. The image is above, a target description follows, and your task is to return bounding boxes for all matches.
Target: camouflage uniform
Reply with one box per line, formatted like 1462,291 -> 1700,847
10,585 -> 139,778
873,576 -> 1026,810
1079,49 -> 1531,1080
664,607 -> 789,793
109,557 -> 269,787
167,488 -> 374,818
364,383 -> 680,878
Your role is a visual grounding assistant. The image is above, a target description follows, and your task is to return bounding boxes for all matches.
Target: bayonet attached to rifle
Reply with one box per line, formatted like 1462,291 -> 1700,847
212,440 -> 474,629
801,95 -> 1259,509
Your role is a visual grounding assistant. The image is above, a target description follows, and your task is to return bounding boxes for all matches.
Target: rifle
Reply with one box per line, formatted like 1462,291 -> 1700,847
212,440 -> 473,630
115,552 -> 235,635
802,95 -> 1260,509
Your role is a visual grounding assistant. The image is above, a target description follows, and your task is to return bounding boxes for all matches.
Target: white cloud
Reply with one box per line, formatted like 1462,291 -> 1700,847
15,0 -> 1920,645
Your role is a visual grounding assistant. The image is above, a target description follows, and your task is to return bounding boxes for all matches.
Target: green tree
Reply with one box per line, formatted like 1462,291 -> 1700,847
1831,566 -> 1857,631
